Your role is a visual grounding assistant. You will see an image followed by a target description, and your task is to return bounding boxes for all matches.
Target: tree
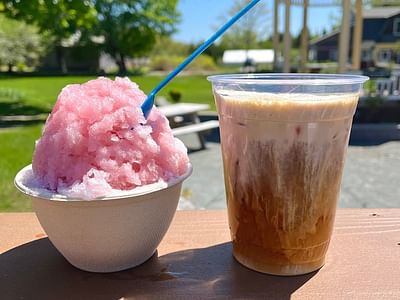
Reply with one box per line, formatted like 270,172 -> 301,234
0,14 -> 46,72
217,0 -> 269,50
151,36 -> 190,57
187,42 -> 225,64
292,32 -> 302,49
0,0 -> 97,73
370,0 -> 399,6
93,0 -> 180,74
0,0 -> 179,74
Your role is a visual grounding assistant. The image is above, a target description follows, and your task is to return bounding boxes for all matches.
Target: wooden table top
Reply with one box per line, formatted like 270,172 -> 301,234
1,209 -> 399,299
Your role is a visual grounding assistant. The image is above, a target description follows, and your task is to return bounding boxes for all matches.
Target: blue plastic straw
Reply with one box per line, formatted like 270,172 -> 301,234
141,0 -> 261,118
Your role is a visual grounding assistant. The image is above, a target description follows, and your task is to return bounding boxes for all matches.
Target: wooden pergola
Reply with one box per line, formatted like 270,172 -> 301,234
272,0 -> 372,73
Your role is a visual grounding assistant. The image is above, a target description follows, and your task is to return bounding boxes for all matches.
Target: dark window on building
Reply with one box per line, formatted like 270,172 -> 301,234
378,49 -> 392,62
394,18 -> 400,36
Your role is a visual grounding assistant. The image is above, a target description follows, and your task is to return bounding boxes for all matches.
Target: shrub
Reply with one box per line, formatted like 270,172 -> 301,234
0,88 -> 26,102
150,54 -> 217,72
364,96 -> 384,108
169,89 -> 182,103
188,54 -> 217,71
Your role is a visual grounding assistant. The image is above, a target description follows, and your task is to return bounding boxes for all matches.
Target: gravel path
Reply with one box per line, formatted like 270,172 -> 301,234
178,139 -> 400,210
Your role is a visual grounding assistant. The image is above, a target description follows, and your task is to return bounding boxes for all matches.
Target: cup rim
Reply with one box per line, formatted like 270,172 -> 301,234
207,73 -> 369,85
14,164 -> 193,202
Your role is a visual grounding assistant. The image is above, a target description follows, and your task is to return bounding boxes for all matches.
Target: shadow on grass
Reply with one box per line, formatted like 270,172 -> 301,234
0,101 -> 48,128
0,239 -> 317,299
0,101 -> 50,116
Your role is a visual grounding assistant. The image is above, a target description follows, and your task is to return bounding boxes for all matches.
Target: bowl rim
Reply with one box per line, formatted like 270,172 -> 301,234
14,164 -> 193,203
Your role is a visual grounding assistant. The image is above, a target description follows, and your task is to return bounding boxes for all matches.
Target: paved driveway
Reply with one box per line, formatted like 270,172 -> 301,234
178,139 -> 400,210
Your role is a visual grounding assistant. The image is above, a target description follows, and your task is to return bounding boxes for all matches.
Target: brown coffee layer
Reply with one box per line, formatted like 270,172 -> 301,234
222,129 -> 349,275
233,246 -> 326,276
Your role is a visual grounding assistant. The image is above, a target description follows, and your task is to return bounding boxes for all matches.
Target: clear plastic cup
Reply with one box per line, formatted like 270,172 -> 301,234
208,73 -> 368,276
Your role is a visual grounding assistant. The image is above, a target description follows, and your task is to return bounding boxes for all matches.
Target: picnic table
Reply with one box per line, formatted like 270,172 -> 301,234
158,103 -> 219,149
1,209 -> 399,299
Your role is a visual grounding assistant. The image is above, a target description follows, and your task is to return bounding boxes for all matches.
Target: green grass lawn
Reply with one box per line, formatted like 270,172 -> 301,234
0,125 -> 42,211
0,75 -> 216,211
0,75 -> 216,112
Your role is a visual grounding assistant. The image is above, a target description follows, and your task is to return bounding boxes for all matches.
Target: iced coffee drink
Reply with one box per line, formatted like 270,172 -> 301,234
208,74 -> 368,276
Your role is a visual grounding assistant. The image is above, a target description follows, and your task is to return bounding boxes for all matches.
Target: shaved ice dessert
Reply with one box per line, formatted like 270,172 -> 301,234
31,77 -> 189,199
14,76 -> 192,272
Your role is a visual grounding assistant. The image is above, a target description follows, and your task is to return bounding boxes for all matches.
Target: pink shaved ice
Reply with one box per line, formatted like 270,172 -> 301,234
32,77 -> 189,199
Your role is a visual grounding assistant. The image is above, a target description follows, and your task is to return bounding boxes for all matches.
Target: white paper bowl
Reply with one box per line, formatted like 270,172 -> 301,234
15,164 -> 192,273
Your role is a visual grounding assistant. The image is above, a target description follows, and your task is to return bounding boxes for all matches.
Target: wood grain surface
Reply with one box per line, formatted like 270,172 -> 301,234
1,209 -> 399,299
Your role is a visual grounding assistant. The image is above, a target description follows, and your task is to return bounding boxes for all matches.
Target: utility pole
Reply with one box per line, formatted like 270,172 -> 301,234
352,0 -> 363,70
338,0 -> 351,73
273,0 -> 280,71
300,0 -> 309,72
283,0 -> 291,72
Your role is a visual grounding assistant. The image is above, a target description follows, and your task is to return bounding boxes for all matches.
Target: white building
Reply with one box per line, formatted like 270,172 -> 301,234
222,49 -> 274,65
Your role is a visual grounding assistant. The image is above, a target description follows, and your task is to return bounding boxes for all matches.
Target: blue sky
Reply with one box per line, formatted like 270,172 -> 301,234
173,0 -> 342,43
